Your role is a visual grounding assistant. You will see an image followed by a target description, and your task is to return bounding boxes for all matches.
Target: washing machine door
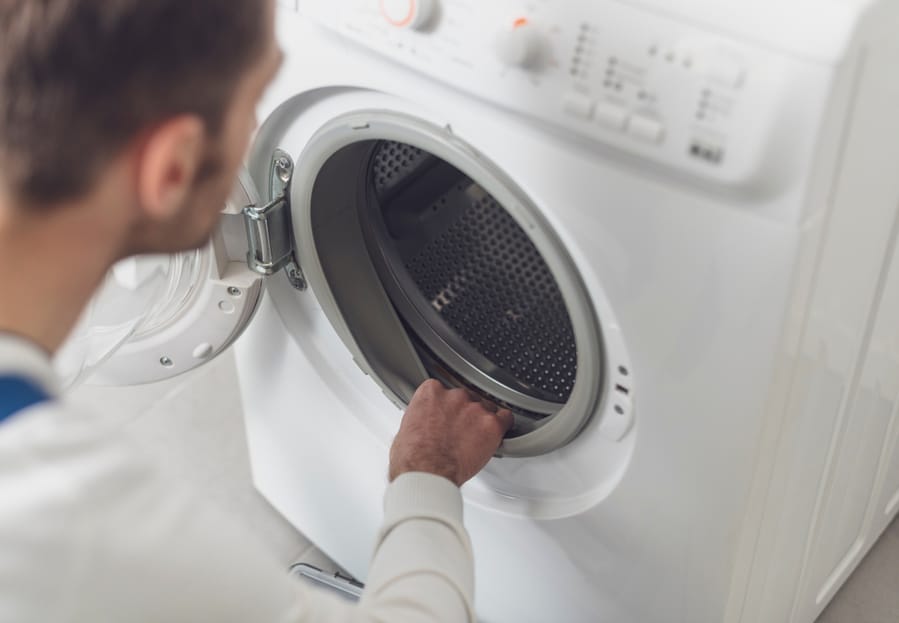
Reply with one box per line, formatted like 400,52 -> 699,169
55,159 -> 295,388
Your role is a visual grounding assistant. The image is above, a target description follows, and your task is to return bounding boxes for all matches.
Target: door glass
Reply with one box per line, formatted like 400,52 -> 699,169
55,251 -> 203,387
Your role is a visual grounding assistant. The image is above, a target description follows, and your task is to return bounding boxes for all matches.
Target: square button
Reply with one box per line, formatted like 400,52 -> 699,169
627,115 -> 665,143
594,102 -> 629,131
563,92 -> 595,120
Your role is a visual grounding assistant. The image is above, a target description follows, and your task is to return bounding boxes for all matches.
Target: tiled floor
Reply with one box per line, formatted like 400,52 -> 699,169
816,517 -> 899,622
68,351 -> 899,622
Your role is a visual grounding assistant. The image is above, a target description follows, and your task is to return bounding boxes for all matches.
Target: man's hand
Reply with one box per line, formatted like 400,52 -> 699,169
389,380 -> 514,487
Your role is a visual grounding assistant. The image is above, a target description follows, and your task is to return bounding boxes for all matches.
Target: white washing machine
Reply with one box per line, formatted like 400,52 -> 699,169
72,0 -> 899,621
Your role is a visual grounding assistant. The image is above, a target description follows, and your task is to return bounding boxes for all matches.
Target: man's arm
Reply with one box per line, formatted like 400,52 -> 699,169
30,381 -> 509,623
359,380 -> 513,621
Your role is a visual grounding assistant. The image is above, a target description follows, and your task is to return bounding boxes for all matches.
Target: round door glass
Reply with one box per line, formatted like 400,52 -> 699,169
55,251 -> 203,387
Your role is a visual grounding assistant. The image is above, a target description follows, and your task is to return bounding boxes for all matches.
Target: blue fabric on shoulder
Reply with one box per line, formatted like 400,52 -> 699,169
0,376 -> 49,424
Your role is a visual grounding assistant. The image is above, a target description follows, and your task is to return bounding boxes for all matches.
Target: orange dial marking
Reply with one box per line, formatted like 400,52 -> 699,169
380,0 -> 417,27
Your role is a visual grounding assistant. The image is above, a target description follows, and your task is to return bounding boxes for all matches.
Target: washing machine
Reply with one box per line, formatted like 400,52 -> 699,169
70,0 -> 899,621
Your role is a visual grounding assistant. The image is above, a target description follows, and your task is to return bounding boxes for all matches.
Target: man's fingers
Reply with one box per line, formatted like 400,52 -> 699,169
417,378 -> 446,397
479,400 -> 498,413
461,388 -> 482,404
495,409 -> 515,435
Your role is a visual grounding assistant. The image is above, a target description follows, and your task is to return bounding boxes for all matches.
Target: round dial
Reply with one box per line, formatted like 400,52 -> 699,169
495,21 -> 542,68
379,0 -> 438,30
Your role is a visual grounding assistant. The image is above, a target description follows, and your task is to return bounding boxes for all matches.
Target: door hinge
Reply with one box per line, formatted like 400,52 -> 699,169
242,150 -> 307,291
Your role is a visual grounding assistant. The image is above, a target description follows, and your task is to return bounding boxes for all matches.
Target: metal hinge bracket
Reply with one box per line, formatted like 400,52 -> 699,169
242,150 -> 306,291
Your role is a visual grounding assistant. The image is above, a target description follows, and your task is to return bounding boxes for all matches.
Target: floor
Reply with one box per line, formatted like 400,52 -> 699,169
67,350 -> 899,622
817,518 -> 899,622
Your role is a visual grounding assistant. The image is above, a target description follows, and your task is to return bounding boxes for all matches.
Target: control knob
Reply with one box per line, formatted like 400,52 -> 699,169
495,20 -> 542,68
379,0 -> 438,30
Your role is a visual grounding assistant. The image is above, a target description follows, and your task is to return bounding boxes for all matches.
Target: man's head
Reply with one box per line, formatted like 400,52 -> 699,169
0,0 -> 282,254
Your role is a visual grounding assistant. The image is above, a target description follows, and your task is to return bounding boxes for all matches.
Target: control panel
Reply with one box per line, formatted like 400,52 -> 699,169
299,0 -> 829,188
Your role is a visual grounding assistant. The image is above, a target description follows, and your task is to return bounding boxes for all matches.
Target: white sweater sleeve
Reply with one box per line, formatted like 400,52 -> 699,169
276,474 -> 475,623
0,404 -> 476,623
359,472 -> 475,621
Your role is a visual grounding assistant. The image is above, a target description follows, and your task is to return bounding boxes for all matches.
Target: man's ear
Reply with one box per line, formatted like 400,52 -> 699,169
135,115 -> 206,221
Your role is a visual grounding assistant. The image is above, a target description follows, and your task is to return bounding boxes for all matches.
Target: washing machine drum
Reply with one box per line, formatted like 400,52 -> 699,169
306,136 -> 604,453
362,141 -> 577,415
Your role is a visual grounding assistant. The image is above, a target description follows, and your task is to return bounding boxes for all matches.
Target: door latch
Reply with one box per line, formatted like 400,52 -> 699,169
242,150 -> 306,291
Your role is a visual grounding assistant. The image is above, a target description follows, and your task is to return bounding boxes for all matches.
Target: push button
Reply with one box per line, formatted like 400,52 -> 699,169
627,115 -> 665,143
594,101 -> 629,131
563,92 -> 595,120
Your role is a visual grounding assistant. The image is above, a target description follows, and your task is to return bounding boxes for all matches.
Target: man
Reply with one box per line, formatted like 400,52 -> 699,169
0,1 -> 512,621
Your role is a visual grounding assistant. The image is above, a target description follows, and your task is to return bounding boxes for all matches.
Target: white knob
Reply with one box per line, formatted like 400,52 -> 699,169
495,21 -> 541,68
379,0 -> 438,30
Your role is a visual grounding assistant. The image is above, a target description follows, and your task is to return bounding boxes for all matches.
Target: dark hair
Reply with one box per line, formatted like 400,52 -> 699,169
0,0 -> 267,204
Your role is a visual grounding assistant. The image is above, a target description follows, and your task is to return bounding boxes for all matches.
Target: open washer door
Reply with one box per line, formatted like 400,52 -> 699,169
55,159 -> 298,388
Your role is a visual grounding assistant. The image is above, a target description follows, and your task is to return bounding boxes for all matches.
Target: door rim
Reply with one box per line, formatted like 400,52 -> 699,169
290,109 -> 607,457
